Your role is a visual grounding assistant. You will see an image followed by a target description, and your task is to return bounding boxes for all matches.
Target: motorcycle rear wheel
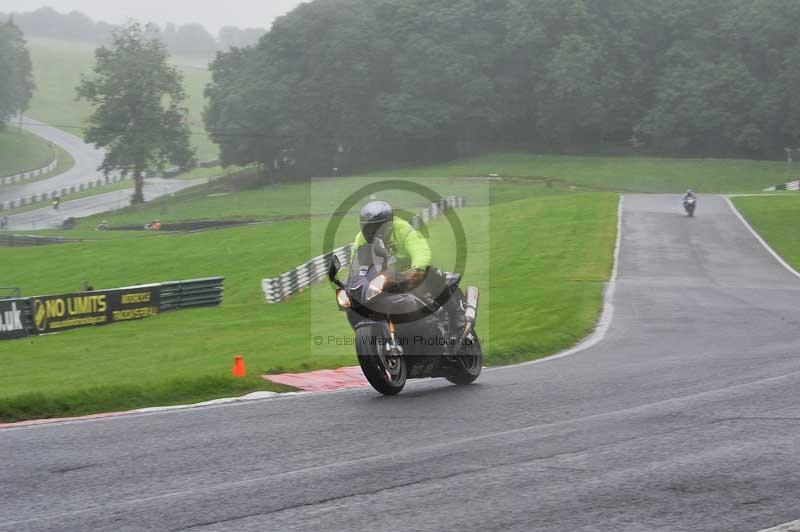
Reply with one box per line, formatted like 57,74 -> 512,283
446,332 -> 483,385
356,324 -> 406,395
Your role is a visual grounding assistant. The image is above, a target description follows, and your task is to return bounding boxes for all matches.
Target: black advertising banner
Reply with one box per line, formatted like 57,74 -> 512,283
30,285 -> 160,335
110,287 -> 161,323
0,299 -> 28,340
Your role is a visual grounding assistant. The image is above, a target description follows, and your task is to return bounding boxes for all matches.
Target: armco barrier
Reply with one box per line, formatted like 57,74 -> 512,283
159,277 -> 225,311
0,171 -> 130,212
0,157 -> 58,186
0,277 -> 224,340
261,196 -> 466,303
0,159 -> 221,212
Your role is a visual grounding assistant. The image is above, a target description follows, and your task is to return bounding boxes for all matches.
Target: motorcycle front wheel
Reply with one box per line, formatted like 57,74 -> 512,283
356,324 -> 406,395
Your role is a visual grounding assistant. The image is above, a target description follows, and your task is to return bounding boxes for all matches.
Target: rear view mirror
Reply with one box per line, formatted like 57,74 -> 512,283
328,255 -> 342,283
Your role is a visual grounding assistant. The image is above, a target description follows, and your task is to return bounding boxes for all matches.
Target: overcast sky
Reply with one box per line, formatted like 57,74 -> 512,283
1,0 -> 305,33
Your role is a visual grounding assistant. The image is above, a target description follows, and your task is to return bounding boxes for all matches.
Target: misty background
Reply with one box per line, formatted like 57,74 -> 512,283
3,0 -> 800,175
0,0 -> 303,33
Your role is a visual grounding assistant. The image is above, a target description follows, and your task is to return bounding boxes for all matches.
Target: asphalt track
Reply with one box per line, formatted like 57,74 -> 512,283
2,117 -> 206,229
4,178 -> 207,231
2,194 -> 800,532
0,118 -> 106,203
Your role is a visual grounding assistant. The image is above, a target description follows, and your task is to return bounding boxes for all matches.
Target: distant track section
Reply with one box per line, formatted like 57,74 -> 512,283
0,117 -> 106,205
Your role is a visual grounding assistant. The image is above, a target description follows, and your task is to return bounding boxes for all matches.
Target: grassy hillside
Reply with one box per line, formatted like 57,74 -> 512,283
60,149 -> 795,232
25,38 -> 95,136
733,195 -> 800,270
26,37 -> 217,161
70,174 -> 568,230
367,152 -> 797,193
0,128 -> 54,177
0,128 -> 74,184
0,185 -> 617,421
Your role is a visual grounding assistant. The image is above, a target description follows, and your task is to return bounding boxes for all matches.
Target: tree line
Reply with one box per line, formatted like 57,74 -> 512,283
204,0 -> 800,175
0,19 -> 33,128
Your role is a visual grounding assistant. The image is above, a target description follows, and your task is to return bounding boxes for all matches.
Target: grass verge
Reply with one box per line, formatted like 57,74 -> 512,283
732,195 -> 800,269
73,173 -> 571,230
0,128 -> 74,182
365,152 -> 798,193
0,191 -> 617,421
1,377 -> 292,423
69,148 -> 792,232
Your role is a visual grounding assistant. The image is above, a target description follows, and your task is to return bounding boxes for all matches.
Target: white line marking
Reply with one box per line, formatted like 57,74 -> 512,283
488,194 -> 624,371
724,196 -> 800,280
756,519 -> 800,532
131,391 -> 280,413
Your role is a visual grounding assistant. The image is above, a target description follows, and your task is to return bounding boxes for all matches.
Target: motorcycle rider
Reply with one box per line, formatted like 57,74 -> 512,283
353,200 -> 466,337
684,189 -> 696,201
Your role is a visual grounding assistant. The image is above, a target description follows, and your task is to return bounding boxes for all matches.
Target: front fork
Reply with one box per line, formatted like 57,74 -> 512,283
386,320 -> 404,357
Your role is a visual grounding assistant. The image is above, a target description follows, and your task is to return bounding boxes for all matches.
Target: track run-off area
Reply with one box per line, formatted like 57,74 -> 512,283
1,194 -> 799,531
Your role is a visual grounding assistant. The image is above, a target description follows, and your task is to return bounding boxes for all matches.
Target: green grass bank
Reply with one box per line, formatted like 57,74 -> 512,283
0,128 -> 73,181
0,188 -> 617,421
367,152 -> 796,194
733,195 -> 800,270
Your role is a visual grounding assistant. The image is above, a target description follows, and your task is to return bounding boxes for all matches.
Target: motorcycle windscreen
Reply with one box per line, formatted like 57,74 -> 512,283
347,243 -> 382,288
347,243 -> 436,323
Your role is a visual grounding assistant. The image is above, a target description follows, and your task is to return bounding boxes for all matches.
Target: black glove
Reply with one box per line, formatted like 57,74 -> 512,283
404,268 -> 427,289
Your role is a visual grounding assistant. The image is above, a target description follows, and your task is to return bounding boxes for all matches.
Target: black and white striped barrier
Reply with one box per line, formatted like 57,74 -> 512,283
0,171 -> 130,212
763,180 -> 800,192
261,196 -> 466,303
409,196 -> 465,230
0,158 -> 58,186
261,245 -> 353,304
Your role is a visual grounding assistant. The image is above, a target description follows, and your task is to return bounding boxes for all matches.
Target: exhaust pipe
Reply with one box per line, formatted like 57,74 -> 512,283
450,286 -> 479,354
463,286 -> 479,336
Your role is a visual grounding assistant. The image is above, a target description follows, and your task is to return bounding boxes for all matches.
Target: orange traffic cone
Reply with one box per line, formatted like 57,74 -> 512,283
232,355 -> 246,378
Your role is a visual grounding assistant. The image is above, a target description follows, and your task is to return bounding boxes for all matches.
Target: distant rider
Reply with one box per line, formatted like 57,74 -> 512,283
683,189 -> 696,201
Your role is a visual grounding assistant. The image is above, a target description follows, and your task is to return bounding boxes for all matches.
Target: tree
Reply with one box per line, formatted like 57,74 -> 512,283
204,0 -> 800,168
77,23 -> 195,204
0,19 -> 34,127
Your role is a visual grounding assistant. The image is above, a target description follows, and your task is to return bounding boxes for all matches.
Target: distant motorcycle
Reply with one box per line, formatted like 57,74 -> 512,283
684,197 -> 697,217
328,238 -> 482,395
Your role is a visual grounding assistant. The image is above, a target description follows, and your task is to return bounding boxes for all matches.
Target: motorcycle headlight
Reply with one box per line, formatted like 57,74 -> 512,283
336,289 -> 351,309
365,274 -> 386,302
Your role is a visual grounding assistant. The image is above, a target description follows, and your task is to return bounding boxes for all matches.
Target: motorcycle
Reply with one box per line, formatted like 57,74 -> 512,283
684,197 -> 697,217
327,238 -> 483,395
